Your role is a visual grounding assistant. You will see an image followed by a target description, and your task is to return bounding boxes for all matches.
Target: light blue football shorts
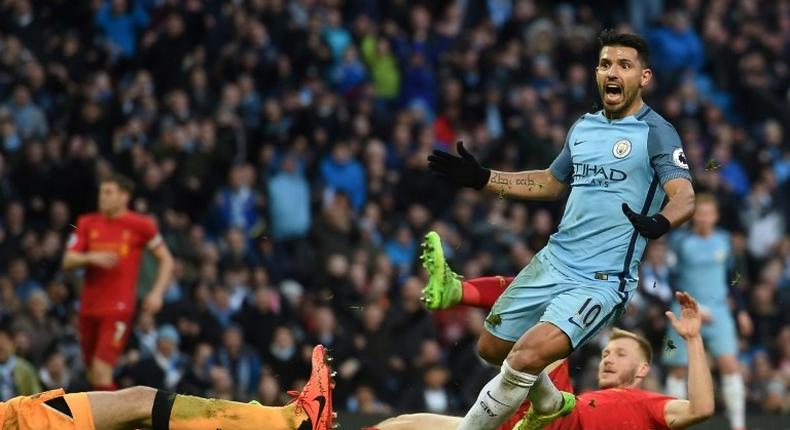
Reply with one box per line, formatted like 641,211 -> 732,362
484,249 -> 631,349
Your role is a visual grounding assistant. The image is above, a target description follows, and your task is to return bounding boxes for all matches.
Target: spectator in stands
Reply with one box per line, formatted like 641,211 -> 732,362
120,324 -> 187,391
94,0 -> 150,60
209,324 -> 261,401
5,85 -> 47,139
268,153 -> 311,242
398,362 -> 458,414
0,325 -> 40,399
320,142 -> 366,211
9,289 -> 60,365
38,350 -> 71,391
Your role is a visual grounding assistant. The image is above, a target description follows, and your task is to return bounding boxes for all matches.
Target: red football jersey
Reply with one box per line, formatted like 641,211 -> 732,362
499,361 -> 673,430
67,211 -> 161,316
550,387 -> 673,430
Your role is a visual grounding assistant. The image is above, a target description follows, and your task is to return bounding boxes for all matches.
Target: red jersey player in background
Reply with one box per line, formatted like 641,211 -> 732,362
61,174 -> 174,391
368,291 -> 714,430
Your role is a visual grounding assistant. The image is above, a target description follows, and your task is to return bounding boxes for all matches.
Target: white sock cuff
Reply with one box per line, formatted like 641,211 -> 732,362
722,372 -> 744,387
501,360 -> 538,388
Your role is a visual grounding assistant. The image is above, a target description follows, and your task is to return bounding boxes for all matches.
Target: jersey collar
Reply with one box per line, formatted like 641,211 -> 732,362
596,103 -> 652,123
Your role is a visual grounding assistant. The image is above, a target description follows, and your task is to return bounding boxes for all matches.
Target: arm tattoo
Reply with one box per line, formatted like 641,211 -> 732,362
489,172 -> 510,185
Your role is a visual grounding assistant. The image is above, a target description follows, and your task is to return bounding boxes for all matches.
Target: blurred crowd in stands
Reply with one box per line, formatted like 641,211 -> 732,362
0,0 -> 787,417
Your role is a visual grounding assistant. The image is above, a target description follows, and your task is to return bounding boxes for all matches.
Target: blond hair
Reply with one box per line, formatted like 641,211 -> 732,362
609,328 -> 653,364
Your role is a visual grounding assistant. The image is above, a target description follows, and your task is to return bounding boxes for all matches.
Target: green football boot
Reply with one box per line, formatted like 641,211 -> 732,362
512,392 -> 576,430
420,231 -> 462,310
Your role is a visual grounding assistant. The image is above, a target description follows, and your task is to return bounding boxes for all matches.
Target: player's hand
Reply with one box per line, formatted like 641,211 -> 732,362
622,203 -> 671,239
427,141 -> 491,190
737,310 -> 753,337
666,292 -> 702,340
88,251 -> 119,269
142,292 -> 164,314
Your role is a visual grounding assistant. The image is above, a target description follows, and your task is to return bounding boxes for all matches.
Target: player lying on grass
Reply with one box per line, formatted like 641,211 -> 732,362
0,345 -> 336,430
369,292 -> 713,430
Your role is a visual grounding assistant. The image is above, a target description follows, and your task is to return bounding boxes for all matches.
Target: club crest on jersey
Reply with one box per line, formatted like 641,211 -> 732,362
672,148 -> 689,169
612,139 -> 631,159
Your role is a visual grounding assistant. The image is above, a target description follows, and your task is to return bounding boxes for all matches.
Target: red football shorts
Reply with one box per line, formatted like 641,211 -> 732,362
78,312 -> 134,366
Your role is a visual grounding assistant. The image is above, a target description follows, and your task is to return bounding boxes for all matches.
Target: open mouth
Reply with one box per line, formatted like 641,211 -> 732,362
605,83 -> 622,95
604,83 -> 623,104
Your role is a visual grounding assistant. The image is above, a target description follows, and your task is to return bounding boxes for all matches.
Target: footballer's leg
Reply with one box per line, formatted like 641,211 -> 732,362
457,252 -> 569,430
86,345 -> 336,430
420,231 -> 513,311
366,413 -> 462,430
90,313 -> 134,391
707,309 -> 745,430
512,283 -> 630,430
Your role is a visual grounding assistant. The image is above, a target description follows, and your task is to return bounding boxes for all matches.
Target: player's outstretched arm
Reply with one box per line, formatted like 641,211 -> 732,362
663,292 -> 715,429
484,169 -> 567,201
428,141 -> 567,200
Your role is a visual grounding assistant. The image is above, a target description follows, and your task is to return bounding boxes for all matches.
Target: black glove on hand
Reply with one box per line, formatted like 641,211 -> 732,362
427,141 -> 491,190
622,203 -> 671,239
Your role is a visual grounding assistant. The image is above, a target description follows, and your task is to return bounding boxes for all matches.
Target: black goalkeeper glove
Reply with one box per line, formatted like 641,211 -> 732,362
427,141 -> 491,190
622,203 -> 671,239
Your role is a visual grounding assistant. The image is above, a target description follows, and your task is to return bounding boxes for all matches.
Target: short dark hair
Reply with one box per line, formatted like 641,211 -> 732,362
598,29 -> 650,67
102,173 -> 135,194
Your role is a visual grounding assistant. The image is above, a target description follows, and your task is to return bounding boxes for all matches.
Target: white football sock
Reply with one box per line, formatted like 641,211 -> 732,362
457,360 -> 537,430
666,375 -> 687,399
722,372 -> 746,429
527,370 -> 564,415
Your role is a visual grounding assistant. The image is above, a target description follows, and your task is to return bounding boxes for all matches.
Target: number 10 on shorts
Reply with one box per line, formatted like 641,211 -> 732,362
568,298 -> 602,329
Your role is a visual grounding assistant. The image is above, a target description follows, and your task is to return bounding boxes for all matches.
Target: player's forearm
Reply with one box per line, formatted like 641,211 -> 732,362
685,335 -> 715,420
150,252 -> 174,296
484,169 -> 565,201
62,251 -> 91,270
661,183 -> 695,227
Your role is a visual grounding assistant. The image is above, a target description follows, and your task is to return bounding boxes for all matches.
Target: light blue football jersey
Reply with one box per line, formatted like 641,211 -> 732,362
669,228 -> 732,306
547,104 -> 691,292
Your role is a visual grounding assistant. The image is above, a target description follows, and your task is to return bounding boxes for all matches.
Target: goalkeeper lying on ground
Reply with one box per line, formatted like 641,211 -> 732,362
0,345 -> 336,430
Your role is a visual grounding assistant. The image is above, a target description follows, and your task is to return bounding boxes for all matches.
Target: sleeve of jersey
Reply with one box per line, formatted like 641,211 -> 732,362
142,218 -> 163,250
66,218 -> 88,252
647,123 -> 693,185
642,391 -> 675,430
549,140 -> 573,184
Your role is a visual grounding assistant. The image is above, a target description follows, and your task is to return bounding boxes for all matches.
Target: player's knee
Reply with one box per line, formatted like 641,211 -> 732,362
506,346 -> 553,374
717,355 -> 740,374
